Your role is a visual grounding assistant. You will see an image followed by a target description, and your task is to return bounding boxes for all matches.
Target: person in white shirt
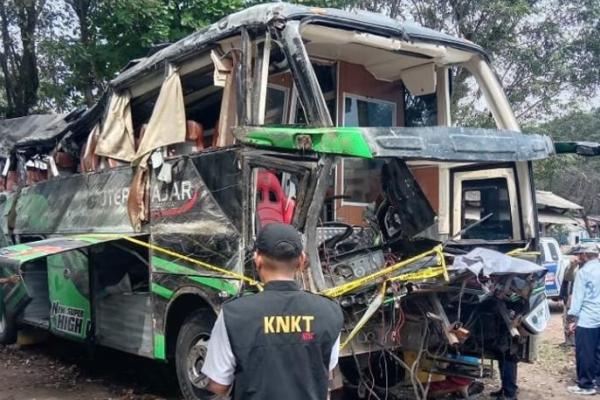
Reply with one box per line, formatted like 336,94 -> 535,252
567,243 -> 600,395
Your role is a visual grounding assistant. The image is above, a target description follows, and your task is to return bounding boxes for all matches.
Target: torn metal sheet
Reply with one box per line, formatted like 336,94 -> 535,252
0,114 -> 70,158
378,159 -> 435,239
14,168 -> 134,235
150,151 -> 242,275
0,234 -> 142,267
0,101 -> 104,159
450,247 -> 546,277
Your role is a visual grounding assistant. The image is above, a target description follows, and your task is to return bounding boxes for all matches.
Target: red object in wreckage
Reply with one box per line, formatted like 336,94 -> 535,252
256,170 -> 295,227
428,376 -> 472,398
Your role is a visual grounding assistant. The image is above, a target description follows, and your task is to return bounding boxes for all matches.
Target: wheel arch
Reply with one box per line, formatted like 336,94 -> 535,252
164,286 -> 219,362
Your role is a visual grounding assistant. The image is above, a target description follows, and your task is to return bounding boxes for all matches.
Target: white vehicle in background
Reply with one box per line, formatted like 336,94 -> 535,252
540,237 -> 570,300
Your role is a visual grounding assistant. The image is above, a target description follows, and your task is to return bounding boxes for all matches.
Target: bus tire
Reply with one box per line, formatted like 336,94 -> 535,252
0,297 -> 17,345
175,309 -> 218,400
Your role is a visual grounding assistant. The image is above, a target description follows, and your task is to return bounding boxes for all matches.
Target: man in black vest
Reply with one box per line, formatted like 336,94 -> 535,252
201,223 -> 344,400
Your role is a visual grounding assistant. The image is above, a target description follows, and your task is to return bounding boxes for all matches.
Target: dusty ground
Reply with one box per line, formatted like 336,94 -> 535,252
480,306 -> 576,400
0,310 -> 577,400
0,331 -> 178,400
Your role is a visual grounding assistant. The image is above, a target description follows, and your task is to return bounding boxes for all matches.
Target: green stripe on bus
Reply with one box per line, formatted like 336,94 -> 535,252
151,283 -> 174,299
241,126 -> 373,158
73,236 -> 104,244
6,244 -> 31,251
154,333 -> 166,360
152,256 -> 238,295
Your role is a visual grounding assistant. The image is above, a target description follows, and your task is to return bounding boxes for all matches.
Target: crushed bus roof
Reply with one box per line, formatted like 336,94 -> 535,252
110,2 -> 488,90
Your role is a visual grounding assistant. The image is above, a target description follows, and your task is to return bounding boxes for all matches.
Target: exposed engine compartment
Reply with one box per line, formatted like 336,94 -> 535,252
315,158 -> 549,398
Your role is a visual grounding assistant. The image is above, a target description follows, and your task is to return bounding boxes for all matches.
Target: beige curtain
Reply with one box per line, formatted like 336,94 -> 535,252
214,51 -> 238,147
81,124 -> 100,172
95,92 -> 136,162
127,156 -> 150,231
135,67 -> 186,161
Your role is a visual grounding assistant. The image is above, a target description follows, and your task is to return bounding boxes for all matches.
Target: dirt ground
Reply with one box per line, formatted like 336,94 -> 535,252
0,310 -> 577,400
479,306 -> 576,400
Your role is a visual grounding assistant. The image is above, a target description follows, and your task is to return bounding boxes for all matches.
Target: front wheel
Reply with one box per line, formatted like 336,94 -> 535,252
175,310 -> 218,400
0,296 -> 17,345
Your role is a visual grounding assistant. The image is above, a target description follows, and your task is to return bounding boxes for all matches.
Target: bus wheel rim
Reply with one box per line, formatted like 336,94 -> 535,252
186,336 -> 210,389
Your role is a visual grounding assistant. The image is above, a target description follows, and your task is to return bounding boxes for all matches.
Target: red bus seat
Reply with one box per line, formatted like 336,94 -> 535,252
256,170 -> 295,227
167,120 -> 205,157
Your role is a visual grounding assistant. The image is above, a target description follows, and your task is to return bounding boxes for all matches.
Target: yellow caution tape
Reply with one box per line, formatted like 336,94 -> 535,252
506,247 -> 540,257
339,266 -> 447,349
338,244 -> 544,349
321,245 -> 447,298
338,255 -> 448,349
82,234 -> 263,290
340,281 -> 387,349
387,266 -> 448,283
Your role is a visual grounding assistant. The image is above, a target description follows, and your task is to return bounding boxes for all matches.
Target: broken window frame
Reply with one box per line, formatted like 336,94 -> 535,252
340,93 -> 397,207
451,165 -> 523,241
269,20 -> 338,290
242,151 -> 315,244
264,84 -> 290,125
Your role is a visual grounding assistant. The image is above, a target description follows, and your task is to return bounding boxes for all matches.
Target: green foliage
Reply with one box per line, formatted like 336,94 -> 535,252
349,0 -> 599,124
35,0 -> 245,107
92,0 -> 172,78
2,0 -> 599,127
531,109 -> 600,213
93,0 -> 245,76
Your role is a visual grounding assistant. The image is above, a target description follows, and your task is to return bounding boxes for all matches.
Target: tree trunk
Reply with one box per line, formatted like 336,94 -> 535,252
0,0 -> 17,117
67,0 -> 97,106
0,0 -> 42,118
15,0 -> 40,116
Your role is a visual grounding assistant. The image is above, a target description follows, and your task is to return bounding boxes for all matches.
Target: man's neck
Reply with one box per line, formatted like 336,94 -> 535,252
261,274 -> 296,284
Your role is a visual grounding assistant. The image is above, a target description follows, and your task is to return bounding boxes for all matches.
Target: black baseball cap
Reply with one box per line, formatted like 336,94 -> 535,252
255,223 -> 303,260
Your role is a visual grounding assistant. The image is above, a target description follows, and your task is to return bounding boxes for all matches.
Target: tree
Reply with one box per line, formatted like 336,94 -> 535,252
532,108 -> 600,213
348,0 -> 599,125
0,0 -> 46,117
64,0 -> 97,105
3,0 -> 597,122
56,0 -> 245,106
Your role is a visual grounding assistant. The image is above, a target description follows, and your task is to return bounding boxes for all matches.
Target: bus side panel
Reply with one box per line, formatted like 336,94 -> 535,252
150,272 -> 226,361
47,251 -> 92,340
91,239 -> 154,358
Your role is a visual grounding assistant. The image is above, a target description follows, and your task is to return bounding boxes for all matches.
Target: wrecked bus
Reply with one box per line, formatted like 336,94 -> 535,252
3,3 -> 594,398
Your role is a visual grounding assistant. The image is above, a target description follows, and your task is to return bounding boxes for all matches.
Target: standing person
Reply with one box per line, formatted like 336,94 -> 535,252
561,255 -> 581,347
490,301 -> 522,400
490,352 -> 519,400
201,223 -> 344,400
567,243 -> 600,395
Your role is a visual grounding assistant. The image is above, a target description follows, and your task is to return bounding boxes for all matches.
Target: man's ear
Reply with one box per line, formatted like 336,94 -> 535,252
254,251 -> 262,271
297,251 -> 307,271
